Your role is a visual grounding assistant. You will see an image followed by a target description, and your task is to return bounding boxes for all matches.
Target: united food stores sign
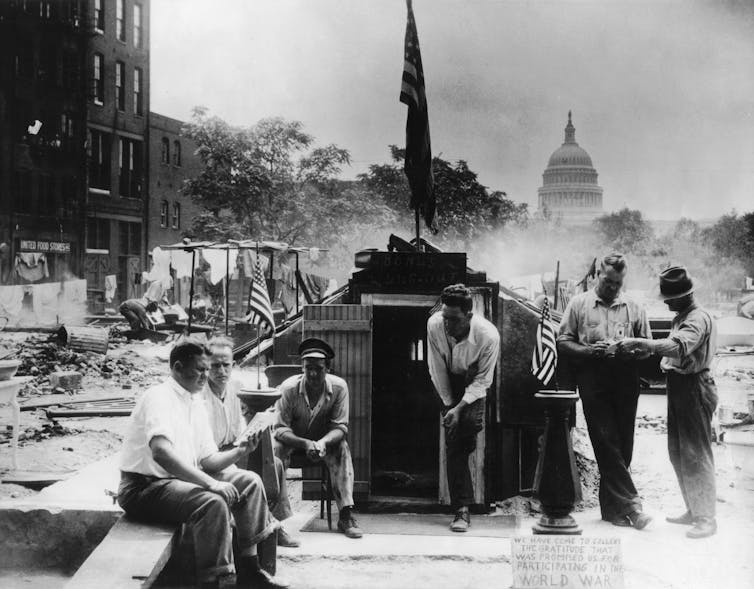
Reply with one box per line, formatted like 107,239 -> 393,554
19,240 -> 71,253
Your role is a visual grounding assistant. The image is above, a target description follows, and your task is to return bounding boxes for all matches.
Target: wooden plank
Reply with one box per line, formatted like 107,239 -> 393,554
66,517 -> 178,589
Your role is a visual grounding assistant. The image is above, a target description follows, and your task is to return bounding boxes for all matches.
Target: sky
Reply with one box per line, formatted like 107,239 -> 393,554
150,0 -> 754,222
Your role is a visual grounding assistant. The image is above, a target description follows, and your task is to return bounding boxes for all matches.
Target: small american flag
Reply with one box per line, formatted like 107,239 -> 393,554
531,296 -> 557,386
245,260 -> 275,335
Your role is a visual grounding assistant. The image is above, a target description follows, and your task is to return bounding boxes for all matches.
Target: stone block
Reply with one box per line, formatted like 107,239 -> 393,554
49,371 -> 83,391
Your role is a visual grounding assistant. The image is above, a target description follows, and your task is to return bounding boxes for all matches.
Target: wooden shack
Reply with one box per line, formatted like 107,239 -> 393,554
262,235 -> 548,509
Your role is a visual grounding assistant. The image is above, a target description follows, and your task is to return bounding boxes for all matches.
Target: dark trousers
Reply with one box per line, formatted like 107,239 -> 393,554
577,361 -> 642,520
666,371 -> 718,518
445,398 -> 485,509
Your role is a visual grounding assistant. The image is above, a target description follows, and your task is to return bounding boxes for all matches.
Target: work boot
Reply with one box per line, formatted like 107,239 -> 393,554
627,510 -> 652,530
450,509 -> 470,532
198,573 -> 235,589
337,507 -> 363,539
666,511 -> 695,525
236,556 -> 290,589
277,527 -> 301,548
686,517 -> 717,539
609,515 -> 631,527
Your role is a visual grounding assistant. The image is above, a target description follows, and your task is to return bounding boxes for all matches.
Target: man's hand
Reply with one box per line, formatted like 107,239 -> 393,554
305,440 -> 323,461
589,341 -> 609,358
236,430 -> 261,454
443,407 -> 460,434
208,481 -> 240,506
617,338 -> 652,359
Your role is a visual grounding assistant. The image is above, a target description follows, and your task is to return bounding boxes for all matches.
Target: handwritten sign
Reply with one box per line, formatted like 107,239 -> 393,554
512,536 -> 624,589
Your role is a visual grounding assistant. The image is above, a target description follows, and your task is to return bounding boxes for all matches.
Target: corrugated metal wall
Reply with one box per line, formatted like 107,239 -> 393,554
303,304 -> 372,498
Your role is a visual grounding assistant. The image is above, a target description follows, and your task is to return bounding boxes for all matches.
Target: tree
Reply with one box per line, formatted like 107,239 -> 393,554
358,146 -> 528,243
702,211 -> 754,276
592,208 -> 655,254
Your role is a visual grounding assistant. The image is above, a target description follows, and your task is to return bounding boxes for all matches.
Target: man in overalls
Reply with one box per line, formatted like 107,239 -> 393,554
619,266 -> 718,538
427,284 -> 500,532
558,253 -> 653,529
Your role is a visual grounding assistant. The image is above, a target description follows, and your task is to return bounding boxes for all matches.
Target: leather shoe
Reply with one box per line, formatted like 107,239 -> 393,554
237,568 -> 290,589
666,511 -> 694,525
686,517 -> 716,539
337,515 -> 363,538
627,510 -> 652,530
450,510 -> 470,532
277,527 -> 300,548
609,516 -> 631,527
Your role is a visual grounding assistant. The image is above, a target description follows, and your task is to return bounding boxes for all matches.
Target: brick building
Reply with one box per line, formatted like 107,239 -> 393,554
146,112 -> 202,253
83,0 -> 150,304
0,1 -> 89,284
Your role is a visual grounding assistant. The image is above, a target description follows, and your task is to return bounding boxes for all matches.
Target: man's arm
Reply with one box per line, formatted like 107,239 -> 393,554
557,299 -> 608,359
460,334 -> 500,405
427,319 -> 454,406
274,389 -> 320,455
149,436 -> 242,505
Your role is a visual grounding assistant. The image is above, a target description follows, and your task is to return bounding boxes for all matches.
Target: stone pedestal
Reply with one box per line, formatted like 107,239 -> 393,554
532,391 -> 582,535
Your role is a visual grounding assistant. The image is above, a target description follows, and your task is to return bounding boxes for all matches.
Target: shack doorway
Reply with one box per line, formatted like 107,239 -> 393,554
370,304 -> 438,498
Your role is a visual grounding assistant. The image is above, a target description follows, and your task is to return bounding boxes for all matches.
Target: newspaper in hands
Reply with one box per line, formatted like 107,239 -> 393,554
233,411 -> 275,448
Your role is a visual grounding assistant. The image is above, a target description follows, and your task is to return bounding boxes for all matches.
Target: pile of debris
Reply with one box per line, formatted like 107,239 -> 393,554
10,333 -> 165,399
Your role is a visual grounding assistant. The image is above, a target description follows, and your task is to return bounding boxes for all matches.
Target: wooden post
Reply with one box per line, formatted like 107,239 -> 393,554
186,249 -> 196,335
554,260 -> 560,310
415,208 -> 421,251
225,247 -> 230,335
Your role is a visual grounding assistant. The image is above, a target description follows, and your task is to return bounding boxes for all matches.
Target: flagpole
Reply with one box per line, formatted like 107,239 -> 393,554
554,259 -> 560,310
255,241 -> 261,391
415,207 -> 421,251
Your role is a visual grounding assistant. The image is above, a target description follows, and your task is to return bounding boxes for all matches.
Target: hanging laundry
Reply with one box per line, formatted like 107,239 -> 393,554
144,247 -> 172,284
170,250 -> 195,279
202,248 -> 238,285
240,249 -> 269,277
14,252 -> 49,282
104,274 -> 117,302
31,281 -> 61,325
0,285 -> 24,323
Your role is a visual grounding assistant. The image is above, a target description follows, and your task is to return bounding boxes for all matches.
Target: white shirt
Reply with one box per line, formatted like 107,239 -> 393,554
426,312 -> 501,406
120,377 -> 218,478
200,379 -> 247,448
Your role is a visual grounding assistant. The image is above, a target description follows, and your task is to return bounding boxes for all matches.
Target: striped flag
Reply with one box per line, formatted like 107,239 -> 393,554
400,0 -> 436,231
245,260 -> 275,335
531,296 -> 557,386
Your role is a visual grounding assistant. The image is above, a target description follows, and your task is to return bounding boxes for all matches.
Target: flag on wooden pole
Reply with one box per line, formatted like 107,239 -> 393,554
400,0 -> 436,231
245,260 -> 275,335
531,296 -> 557,386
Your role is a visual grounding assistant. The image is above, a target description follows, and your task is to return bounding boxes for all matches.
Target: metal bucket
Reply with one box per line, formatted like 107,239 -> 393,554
58,326 -> 109,354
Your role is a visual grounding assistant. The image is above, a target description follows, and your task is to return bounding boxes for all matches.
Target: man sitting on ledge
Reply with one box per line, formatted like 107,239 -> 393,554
272,337 -> 363,539
117,339 -> 289,589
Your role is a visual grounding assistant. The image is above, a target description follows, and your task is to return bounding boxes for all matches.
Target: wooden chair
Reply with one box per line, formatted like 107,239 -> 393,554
289,451 -> 334,530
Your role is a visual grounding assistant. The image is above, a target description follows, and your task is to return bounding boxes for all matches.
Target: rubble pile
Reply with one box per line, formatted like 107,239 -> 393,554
575,452 -> 600,510
636,414 -> 667,433
11,334 -> 165,398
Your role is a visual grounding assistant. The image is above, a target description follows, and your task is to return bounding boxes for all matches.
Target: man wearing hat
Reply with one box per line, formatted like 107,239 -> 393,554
558,253 -> 653,530
272,338 -> 362,539
619,266 -> 718,539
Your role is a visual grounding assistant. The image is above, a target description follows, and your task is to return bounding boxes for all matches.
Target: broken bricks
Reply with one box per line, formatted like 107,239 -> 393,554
49,371 -> 82,391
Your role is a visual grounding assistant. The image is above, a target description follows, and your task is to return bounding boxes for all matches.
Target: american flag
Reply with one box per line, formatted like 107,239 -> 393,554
400,0 -> 436,231
245,260 -> 275,335
531,296 -> 557,386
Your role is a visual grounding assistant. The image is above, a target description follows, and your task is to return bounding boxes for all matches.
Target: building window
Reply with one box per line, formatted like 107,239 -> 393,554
173,141 -> 181,166
160,201 -> 168,228
133,67 -> 143,115
172,202 -> 180,229
119,221 -> 142,256
116,0 -> 125,42
39,174 -> 56,214
13,171 -> 32,214
94,0 -> 104,31
133,4 -> 143,48
119,138 -> 143,198
115,61 -> 125,111
92,53 -> 104,104
161,137 -> 170,164
87,218 -> 111,250
88,129 -> 112,191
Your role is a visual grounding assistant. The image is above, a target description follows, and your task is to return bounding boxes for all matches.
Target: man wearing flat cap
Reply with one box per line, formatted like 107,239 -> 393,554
272,337 -> 362,539
620,266 -> 718,539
